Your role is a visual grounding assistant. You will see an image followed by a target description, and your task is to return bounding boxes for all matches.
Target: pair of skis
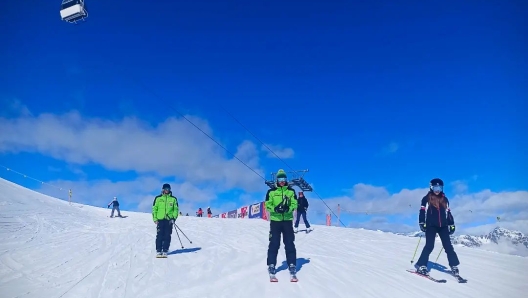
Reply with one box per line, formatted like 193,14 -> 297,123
406,269 -> 467,283
294,228 -> 313,234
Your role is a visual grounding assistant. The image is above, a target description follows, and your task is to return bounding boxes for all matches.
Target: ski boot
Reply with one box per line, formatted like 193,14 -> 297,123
268,264 -> 278,282
156,251 -> 163,258
451,266 -> 459,276
416,265 -> 429,276
289,264 -> 298,282
450,266 -> 467,283
162,251 -> 168,258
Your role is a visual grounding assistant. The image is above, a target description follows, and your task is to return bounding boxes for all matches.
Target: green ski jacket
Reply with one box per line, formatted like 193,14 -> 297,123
265,186 -> 298,221
152,193 -> 179,222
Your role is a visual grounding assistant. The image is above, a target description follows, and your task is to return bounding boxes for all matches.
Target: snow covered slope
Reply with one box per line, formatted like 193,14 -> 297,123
0,178 -> 527,298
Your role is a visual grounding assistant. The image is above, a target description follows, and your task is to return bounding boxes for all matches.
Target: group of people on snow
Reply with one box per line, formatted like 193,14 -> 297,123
262,170 -> 461,278
109,168 -> 461,277
196,207 -> 213,217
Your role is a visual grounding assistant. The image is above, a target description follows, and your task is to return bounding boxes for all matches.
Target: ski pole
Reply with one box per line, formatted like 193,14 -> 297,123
173,224 -> 184,249
410,234 -> 422,264
174,224 -> 193,244
435,247 -> 443,262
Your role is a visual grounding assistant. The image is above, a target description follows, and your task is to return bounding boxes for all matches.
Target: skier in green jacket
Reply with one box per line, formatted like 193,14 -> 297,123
265,169 -> 299,279
152,183 -> 179,257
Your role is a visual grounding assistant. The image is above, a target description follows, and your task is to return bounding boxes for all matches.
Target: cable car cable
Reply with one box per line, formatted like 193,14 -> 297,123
129,77 -> 267,182
221,107 -> 346,227
55,8 -> 448,225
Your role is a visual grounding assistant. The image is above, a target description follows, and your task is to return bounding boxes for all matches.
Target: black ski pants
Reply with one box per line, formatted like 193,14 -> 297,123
416,225 -> 460,267
267,220 -> 296,266
294,210 -> 310,228
155,219 -> 172,252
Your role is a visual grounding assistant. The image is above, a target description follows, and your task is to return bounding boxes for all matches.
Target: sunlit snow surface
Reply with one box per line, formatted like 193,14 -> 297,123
0,178 -> 526,298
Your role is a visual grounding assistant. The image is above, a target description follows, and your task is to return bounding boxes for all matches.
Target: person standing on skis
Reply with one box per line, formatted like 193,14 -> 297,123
294,191 -> 312,233
415,178 -> 461,276
107,197 -> 122,217
265,169 -> 298,278
152,183 -> 179,258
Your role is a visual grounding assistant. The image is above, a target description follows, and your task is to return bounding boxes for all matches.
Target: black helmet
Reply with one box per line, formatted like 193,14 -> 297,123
430,178 -> 444,186
162,183 -> 171,191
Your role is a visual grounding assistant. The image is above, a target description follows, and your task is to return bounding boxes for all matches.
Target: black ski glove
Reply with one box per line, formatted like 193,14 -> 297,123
449,225 -> 456,235
419,223 -> 426,232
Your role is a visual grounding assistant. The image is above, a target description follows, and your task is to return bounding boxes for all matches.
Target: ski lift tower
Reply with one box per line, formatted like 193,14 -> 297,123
265,169 -> 313,192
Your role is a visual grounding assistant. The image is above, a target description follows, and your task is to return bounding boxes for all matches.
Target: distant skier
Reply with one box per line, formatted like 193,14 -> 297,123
107,197 -> 122,217
207,207 -> 212,218
152,183 -> 179,258
196,208 -> 203,217
265,169 -> 299,280
294,192 -> 312,232
415,178 -> 460,276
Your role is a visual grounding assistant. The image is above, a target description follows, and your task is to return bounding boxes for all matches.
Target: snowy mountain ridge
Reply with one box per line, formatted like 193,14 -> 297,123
396,227 -> 528,257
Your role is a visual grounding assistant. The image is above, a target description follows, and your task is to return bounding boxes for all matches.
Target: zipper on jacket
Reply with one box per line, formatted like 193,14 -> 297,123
165,195 -> 168,220
281,188 -> 285,221
438,207 -> 441,227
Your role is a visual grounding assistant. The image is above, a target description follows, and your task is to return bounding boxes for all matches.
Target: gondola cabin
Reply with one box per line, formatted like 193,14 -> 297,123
60,0 -> 88,24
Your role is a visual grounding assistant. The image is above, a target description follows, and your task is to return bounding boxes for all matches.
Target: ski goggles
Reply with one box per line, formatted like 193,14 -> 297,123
277,177 -> 287,182
431,185 -> 443,193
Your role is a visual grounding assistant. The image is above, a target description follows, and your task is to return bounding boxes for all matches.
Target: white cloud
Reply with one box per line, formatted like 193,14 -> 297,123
306,183 -> 528,234
451,180 -> 469,194
0,110 -> 267,192
261,143 -> 295,159
385,142 -> 399,153
0,98 -> 32,117
449,190 -> 528,226
314,183 -> 426,215
37,176 -> 218,215
347,217 -> 417,234
378,142 -> 399,156
460,220 -> 528,236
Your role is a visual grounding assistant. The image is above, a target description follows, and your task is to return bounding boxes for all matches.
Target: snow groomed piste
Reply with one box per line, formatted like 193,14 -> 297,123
1,178 -> 527,297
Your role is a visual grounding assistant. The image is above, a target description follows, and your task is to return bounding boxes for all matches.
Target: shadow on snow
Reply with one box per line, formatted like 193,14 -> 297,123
428,261 -> 451,274
168,247 -> 202,255
276,257 -> 311,273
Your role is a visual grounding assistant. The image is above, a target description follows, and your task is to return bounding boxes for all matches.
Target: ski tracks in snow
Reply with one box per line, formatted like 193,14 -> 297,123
1,177 -> 528,298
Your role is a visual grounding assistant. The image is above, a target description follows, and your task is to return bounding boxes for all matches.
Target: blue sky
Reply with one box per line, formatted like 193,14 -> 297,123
1,0 -> 527,234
